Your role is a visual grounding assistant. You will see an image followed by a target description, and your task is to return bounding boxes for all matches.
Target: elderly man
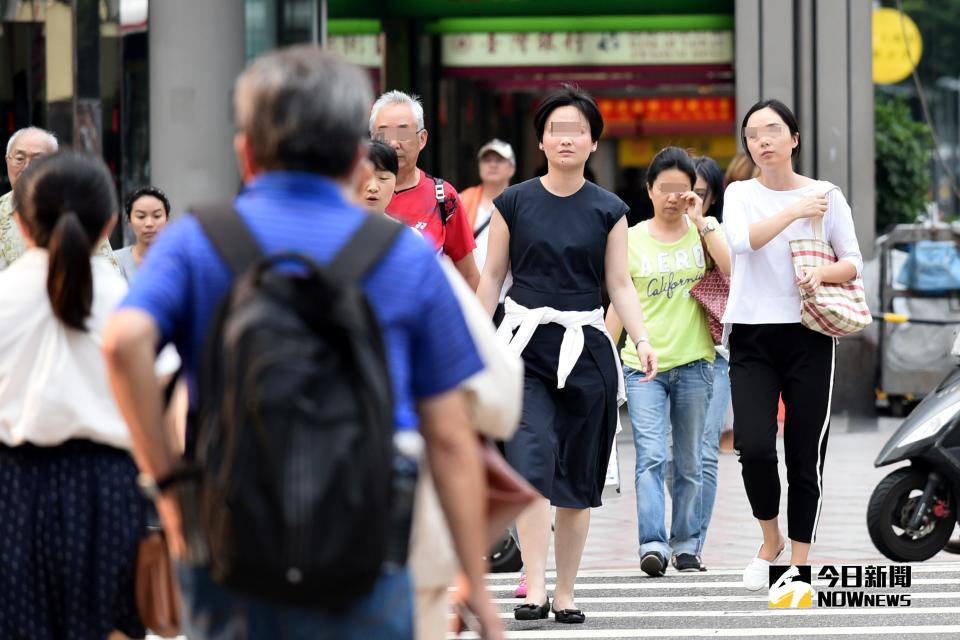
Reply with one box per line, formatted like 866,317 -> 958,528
370,91 -> 480,289
0,127 -> 116,269
102,47 -> 501,639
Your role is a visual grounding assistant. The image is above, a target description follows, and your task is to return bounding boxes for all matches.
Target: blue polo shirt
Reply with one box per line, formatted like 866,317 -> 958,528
121,171 -> 483,432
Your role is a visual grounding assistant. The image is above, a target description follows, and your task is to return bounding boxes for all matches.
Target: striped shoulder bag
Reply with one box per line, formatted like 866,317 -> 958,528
788,192 -> 872,337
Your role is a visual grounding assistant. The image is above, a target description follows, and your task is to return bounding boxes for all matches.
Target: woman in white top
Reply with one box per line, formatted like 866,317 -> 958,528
0,152 -> 149,638
722,99 -> 864,590
114,185 -> 171,281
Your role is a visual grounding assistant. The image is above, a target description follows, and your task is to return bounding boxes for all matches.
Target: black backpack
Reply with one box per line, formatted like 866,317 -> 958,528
191,205 -> 403,608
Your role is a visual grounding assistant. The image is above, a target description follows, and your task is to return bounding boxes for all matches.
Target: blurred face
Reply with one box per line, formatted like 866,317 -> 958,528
694,175 -> 714,214
6,131 -> 56,189
361,169 -> 397,213
478,152 -> 515,186
743,107 -> 798,169
371,103 -> 426,176
129,195 -> 168,246
647,168 -> 694,220
539,105 -> 597,170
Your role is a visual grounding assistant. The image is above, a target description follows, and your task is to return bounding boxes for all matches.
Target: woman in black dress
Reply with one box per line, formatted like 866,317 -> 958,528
477,85 -> 657,623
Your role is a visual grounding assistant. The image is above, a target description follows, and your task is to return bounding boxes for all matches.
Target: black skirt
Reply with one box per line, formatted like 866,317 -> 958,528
504,323 -> 619,509
0,439 -> 149,639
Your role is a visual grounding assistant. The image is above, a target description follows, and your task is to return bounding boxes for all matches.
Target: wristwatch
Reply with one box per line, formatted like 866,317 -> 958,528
699,222 -> 718,238
137,463 -> 196,501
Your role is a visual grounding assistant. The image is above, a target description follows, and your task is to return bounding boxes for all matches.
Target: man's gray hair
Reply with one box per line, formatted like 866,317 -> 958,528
233,45 -> 372,176
6,127 -> 58,156
369,91 -> 425,134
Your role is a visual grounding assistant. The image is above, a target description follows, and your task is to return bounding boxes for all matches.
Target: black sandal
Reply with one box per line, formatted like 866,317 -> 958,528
552,607 -> 586,624
514,597 -> 550,620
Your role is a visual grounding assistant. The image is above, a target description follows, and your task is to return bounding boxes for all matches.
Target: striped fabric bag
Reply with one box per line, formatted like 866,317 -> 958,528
789,217 -> 872,337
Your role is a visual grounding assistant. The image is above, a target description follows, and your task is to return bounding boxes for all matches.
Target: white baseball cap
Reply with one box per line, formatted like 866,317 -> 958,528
477,138 -> 516,165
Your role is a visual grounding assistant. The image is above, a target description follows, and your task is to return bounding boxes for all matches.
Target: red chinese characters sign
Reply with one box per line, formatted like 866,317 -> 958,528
597,96 -> 734,125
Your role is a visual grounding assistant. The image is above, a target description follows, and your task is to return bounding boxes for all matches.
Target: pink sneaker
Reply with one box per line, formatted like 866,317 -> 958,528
514,574 -> 527,599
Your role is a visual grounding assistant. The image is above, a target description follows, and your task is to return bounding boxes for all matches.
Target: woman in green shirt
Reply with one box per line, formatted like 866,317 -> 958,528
606,146 -> 730,575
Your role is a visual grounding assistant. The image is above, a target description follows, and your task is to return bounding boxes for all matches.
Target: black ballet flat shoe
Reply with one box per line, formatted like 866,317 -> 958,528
552,607 -> 586,624
514,597 -> 550,620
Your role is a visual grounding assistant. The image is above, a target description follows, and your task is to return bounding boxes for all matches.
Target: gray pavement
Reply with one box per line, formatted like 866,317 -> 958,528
585,411 -> 958,571
461,412 -> 960,639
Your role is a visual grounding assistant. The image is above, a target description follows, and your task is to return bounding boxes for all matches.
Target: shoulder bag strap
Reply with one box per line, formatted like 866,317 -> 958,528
327,215 -> 406,282
191,204 -> 264,275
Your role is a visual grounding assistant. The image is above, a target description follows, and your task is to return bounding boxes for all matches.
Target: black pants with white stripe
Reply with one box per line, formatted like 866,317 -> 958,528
729,323 -> 836,544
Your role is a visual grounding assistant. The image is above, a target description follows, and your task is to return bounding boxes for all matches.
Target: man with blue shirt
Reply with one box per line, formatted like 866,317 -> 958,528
103,46 -> 502,639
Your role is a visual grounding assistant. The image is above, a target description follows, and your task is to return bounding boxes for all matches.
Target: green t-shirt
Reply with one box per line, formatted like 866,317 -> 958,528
621,217 -> 721,373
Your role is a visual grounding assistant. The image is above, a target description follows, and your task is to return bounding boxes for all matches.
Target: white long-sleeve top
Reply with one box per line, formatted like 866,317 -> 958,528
496,297 -> 625,406
721,178 -> 864,326
0,249 -> 133,449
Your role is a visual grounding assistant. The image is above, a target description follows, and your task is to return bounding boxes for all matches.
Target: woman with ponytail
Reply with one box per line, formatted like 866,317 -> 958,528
0,152 -> 150,638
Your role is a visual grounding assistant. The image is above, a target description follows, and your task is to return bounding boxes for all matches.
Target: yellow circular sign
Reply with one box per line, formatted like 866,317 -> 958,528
873,7 -> 923,85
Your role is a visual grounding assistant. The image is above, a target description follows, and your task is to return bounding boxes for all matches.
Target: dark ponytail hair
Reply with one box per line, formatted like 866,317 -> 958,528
691,155 -> 725,221
14,152 -> 117,331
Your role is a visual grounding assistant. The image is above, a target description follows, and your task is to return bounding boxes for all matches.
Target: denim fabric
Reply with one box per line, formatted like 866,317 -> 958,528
665,354 -> 730,555
626,360 -> 713,558
175,564 -> 414,640
699,355 -> 729,553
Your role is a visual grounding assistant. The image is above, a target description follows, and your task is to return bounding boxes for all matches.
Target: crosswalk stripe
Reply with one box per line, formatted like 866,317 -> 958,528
486,578 -> 959,591
486,607 -> 960,619
492,592 -> 960,604
454,626 -> 960,638
486,564 -> 960,580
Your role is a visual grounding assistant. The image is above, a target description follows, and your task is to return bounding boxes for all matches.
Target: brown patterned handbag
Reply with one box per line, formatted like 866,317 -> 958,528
690,267 -> 730,344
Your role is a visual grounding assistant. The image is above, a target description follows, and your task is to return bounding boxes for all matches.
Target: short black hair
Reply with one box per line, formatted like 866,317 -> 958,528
740,98 -> 801,164
368,139 -> 398,175
533,84 -> 604,143
124,185 -> 171,220
645,146 -> 696,189
691,155 -> 725,221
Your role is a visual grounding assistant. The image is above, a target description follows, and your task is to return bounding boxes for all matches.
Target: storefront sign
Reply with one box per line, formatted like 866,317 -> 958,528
442,31 -> 733,67
598,96 -> 734,125
329,34 -> 383,69
618,135 -> 738,167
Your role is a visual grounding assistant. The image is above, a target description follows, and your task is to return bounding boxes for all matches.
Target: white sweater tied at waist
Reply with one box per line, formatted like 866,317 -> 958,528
496,297 -> 625,406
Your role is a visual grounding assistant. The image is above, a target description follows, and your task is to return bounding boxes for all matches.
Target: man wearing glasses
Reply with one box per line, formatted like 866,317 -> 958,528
369,91 -> 480,289
0,126 -> 117,270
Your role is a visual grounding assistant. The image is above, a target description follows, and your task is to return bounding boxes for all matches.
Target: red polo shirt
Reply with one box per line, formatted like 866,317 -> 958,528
386,169 -> 476,262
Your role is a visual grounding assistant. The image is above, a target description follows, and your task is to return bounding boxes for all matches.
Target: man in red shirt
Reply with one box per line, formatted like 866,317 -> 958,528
370,91 -> 480,290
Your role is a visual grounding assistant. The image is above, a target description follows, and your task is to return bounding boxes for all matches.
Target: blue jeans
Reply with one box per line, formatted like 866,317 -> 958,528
176,564 -> 414,640
626,360 -> 713,558
665,355 -> 730,554
699,354 -> 729,553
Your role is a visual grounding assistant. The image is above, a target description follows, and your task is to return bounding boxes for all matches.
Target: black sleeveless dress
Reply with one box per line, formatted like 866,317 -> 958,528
495,178 -> 627,508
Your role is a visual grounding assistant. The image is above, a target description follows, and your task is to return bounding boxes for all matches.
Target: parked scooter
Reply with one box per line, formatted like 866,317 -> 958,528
867,333 -> 960,561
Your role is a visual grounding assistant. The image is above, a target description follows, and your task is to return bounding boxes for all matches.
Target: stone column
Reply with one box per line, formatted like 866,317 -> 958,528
149,0 -> 245,217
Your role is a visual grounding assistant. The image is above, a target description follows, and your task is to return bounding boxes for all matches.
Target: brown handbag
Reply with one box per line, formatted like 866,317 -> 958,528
689,267 -> 730,344
481,439 -> 538,545
135,529 -> 181,637
135,372 -> 184,638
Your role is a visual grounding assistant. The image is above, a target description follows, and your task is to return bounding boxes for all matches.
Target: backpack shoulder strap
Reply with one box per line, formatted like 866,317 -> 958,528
327,215 -> 405,283
192,204 -> 264,275
428,174 -> 455,227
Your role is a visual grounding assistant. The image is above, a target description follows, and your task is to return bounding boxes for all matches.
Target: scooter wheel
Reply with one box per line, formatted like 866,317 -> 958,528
487,530 -> 524,573
867,467 -> 956,562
